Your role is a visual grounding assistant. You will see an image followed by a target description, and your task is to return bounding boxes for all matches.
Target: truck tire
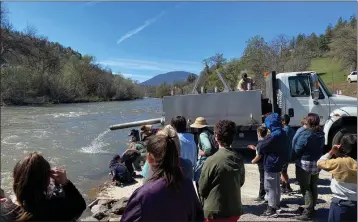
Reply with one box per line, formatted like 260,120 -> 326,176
348,78 -> 352,83
331,125 -> 357,146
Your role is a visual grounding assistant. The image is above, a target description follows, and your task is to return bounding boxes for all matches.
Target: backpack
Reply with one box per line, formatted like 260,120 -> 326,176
200,130 -> 219,156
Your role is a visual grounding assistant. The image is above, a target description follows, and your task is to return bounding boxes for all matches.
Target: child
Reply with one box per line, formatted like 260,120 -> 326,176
248,126 -> 269,201
281,114 -> 295,193
109,154 -> 134,186
317,134 -> 357,222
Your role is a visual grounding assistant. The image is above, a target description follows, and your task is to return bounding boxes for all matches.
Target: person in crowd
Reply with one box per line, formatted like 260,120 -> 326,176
128,129 -> 146,171
109,154 -> 134,186
281,114 -> 295,193
171,116 -> 197,167
142,125 -> 194,182
317,134 -> 357,222
292,113 -> 325,221
292,118 -> 308,147
1,152 -> 86,221
248,126 -> 269,202
191,117 -> 217,183
237,72 -> 255,91
121,148 -> 141,177
120,126 -> 204,222
259,113 -> 288,217
140,125 -> 160,141
199,120 -> 245,222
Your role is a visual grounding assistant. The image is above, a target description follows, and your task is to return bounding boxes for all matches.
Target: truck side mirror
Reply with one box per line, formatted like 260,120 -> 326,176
312,90 -> 319,100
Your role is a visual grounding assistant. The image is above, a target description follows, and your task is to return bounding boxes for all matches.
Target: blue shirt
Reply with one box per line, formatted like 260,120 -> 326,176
292,126 -> 305,149
178,133 -> 197,167
283,125 -> 295,161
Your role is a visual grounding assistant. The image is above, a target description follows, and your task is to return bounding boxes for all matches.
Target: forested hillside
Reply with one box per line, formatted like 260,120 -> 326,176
0,4 -> 143,105
154,16 -> 357,98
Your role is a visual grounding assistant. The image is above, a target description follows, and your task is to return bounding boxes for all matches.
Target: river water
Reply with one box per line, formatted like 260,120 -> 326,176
1,98 -> 163,200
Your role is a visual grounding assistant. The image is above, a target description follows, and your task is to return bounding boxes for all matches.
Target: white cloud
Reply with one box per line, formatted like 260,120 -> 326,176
113,72 -> 151,81
117,10 -> 166,44
100,58 -> 202,73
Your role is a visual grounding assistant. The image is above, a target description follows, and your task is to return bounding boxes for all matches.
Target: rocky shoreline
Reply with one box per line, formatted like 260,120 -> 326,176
81,197 -> 128,221
81,172 -> 144,222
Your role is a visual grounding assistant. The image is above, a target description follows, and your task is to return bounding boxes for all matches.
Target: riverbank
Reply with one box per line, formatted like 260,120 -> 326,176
0,96 -> 145,107
84,164 -> 333,221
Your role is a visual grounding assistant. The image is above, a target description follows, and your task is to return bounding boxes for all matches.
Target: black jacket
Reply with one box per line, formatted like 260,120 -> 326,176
1,180 -> 86,221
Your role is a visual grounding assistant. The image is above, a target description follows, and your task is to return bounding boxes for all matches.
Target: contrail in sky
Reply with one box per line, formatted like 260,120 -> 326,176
117,10 -> 166,44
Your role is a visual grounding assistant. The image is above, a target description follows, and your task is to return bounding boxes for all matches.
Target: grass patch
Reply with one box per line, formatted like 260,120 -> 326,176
310,58 -> 348,85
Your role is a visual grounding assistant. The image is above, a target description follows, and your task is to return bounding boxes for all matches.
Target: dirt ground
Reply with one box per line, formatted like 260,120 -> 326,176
96,162 -> 333,222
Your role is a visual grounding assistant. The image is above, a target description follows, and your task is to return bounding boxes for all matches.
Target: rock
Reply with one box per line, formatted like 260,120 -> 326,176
81,216 -> 98,221
91,204 -> 109,214
110,197 -> 129,215
93,211 -> 109,221
109,216 -> 121,221
98,199 -> 114,206
100,216 -> 110,221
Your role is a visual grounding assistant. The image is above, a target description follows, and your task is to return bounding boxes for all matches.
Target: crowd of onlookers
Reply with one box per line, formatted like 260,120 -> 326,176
1,112 -> 356,222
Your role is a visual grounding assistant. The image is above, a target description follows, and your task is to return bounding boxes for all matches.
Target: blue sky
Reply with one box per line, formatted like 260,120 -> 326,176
5,1 -> 356,82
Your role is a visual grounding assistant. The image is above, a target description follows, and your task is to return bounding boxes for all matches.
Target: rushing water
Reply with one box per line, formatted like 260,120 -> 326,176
1,98 -> 163,200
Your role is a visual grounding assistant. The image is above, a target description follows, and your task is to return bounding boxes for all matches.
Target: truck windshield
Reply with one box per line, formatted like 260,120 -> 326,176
317,75 -> 332,97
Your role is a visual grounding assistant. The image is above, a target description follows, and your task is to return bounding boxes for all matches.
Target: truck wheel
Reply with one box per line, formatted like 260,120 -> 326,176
332,126 -> 357,146
348,78 -> 352,83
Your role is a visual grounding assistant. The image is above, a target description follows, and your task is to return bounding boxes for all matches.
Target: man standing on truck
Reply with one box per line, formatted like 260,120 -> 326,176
237,73 -> 255,91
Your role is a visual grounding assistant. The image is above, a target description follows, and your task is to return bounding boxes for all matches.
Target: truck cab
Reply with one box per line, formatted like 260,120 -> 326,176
276,71 -> 357,148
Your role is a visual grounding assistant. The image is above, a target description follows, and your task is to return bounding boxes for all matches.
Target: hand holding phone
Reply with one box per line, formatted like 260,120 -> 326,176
50,167 -> 69,185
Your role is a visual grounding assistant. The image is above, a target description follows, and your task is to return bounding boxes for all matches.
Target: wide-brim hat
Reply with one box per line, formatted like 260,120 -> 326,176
140,125 -> 152,132
190,117 -> 208,129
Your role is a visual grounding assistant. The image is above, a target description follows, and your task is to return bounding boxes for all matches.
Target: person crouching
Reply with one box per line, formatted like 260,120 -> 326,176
109,154 -> 134,186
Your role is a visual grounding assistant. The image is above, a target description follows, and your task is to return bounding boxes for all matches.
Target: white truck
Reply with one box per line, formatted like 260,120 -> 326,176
110,71 -> 357,152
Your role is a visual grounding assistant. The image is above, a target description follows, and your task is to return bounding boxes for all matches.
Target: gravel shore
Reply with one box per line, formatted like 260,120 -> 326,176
94,163 -> 333,222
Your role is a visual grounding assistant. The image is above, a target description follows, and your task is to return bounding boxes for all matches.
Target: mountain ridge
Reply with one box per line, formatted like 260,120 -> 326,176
141,71 -> 197,86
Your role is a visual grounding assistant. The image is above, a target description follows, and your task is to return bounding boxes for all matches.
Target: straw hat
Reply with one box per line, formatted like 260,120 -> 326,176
190,117 -> 208,129
140,125 -> 153,132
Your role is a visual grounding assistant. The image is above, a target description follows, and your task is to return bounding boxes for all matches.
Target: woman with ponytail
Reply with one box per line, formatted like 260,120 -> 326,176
1,152 -> 86,221
120,125 -> 204,222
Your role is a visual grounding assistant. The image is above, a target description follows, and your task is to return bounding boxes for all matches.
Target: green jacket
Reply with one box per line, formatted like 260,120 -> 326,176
199,147 -> 245,219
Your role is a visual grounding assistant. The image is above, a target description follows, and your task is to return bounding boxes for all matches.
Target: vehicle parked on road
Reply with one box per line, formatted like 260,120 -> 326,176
347,71 -> 357,83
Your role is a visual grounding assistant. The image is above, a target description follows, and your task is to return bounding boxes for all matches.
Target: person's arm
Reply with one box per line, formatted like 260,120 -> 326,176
46,180 -> 86,221
198,161 -> 212,199
237,80 -> 245,91
199,133 -> 212,156
317,146 -> 340,172
120,188 -> 143,222
251,155 -> 262,164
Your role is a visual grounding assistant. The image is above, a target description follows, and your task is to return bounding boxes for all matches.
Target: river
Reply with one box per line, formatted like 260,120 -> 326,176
1,98 -> 163,200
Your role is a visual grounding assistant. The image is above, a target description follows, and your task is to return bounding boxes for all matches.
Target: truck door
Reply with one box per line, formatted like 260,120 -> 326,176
286,75 -> 311,126
286,75 -> 329,126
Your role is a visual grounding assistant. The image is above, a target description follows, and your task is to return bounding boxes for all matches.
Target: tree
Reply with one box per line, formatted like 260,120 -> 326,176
329,23 -> 357,70
187,74 -> 197,83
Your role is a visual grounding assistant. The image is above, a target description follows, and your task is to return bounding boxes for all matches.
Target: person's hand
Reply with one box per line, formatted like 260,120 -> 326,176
329,145 -> 340,156
199,150 -> 205,156
50,167 -> 69,185
247,145 -> 256,150
251,159 -> 256,164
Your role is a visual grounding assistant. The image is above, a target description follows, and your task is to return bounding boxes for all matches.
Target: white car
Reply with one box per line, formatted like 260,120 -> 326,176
347,71 -> 357,83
